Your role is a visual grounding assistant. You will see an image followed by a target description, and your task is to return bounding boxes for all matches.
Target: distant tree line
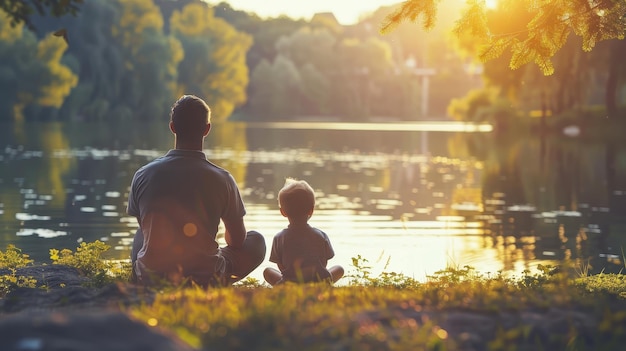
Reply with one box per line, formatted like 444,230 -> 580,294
0,0 -> 481,123
3,0 -> 621,124
208,1 -> 483,121
392,0 -> 626,123
1,0 -> 249,122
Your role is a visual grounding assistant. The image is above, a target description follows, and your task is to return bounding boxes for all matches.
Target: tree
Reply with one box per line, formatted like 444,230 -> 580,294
247,59 -> 276,120
350,1 -> 480,119
35,34 -> 78,109
213,2 -> 306,71
32,0 -> 126,121
0,0 -> 83,29
337,37 -> 395,118
111,0 -> 182,120
382,0 -> 626,76
247,55 -> 303,120
299,63 -> 331,115
0,11 -> 77,121
30,0 -> 182,122
603,38 -> 626,116
170,2 -> 252,121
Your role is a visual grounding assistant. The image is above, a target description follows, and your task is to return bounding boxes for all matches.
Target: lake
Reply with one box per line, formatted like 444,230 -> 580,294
1,120 -> 625,283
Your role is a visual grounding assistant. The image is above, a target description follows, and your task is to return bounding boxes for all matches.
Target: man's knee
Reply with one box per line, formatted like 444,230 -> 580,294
246,230 -> 265,244
245,231 -> 266,262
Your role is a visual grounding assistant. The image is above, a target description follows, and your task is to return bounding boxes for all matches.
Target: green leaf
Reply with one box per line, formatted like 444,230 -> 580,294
479,37 -> 515,62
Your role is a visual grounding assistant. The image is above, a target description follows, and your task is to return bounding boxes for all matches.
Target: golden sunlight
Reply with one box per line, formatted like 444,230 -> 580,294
485,0 -> 497,9
219,0 -> 400,25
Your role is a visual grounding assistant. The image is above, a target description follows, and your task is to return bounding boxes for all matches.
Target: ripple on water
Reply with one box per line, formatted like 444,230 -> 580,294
16,228 -> 67,238
15,213 -> 51,221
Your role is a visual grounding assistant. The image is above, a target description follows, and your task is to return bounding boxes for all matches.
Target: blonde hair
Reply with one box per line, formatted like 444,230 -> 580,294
278,178 -> 315,219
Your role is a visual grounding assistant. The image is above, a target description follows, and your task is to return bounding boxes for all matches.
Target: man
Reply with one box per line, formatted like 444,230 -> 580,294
127,95 -> 266,286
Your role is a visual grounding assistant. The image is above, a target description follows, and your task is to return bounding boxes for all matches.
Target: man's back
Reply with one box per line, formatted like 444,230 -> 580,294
128,95 -> 265,286
128,149 -> 246,276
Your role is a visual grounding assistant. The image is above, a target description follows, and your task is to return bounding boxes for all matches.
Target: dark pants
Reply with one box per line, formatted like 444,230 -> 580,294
131,229 -> 266,285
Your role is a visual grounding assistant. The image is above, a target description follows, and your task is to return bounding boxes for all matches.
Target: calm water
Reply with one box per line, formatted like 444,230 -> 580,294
1,121 -> 625,282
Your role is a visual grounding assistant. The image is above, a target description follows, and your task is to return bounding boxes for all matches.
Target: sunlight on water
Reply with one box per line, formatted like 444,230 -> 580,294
240,204 -> 515,283
1,121 -> 624,282
246,121 -> 494,132
111,232 -> 131,237
17,228 -> 67,238
15,213 -> 51,221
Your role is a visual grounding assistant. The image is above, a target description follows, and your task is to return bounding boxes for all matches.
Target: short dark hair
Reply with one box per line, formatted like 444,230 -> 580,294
278,178 -> 315,219
170,95 -> 211,138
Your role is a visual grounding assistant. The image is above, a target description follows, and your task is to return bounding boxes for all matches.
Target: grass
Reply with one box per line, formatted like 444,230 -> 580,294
2,241 -> 626,350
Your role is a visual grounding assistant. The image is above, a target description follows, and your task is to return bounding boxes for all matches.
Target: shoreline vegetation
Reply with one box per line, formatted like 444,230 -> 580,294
1,241 -> 626,350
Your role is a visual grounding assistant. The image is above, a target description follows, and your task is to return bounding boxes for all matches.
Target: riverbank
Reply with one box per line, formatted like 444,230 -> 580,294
0,264 -> 192,351
1,258 -> 626,351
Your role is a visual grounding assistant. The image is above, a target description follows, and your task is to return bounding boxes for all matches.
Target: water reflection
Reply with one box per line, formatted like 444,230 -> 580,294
0,121 -> 624,283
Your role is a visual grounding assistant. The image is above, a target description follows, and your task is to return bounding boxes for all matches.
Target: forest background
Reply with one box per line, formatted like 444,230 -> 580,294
0,0 -> 624,132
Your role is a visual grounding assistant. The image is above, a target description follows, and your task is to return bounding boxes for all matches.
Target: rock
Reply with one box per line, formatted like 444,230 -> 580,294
0,265 -> 185,350
0,311 -> 197,351
11,265 -> 90,288
0,265 -> 154,313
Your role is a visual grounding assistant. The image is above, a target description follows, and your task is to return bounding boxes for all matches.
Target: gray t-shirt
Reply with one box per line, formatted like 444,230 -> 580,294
127,149 -> 245,276
269,223 -> 334,281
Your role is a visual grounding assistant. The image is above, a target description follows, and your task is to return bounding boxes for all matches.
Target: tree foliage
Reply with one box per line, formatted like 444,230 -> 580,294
25,0 -> 182,121
171,2 -> 252,121
0,11 -> 77,120
2,0 -> 621,123
0,0 -> 83,29
111,0 -> 182,120
239,23 -> 404,120
382,0 -> 626,75
0,0 -> 251,122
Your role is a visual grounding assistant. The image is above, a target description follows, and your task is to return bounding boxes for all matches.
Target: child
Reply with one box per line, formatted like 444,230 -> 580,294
263,178 -> 344,286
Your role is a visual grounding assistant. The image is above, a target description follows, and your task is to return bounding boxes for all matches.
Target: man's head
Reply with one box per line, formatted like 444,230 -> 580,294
278,178 -> 315,220
169,95 -> 211,140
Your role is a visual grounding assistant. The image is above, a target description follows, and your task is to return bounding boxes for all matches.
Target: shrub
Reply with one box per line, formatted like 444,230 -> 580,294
0,245 -> 36,295
0,244 -> 33,269
50,240 -> 131,286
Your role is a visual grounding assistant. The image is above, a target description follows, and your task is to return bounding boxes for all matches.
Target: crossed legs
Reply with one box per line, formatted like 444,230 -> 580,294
263,265 -> 344,286
130,229 -> 266,285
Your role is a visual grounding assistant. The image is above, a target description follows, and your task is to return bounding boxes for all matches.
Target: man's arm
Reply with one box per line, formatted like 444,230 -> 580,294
222,217 -> 247,249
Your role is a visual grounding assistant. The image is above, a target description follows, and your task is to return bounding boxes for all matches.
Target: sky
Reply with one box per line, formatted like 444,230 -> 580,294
211,1 -> 402,25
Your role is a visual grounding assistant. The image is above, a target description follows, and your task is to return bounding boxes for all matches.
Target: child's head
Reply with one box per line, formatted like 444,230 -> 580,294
278,178 -> 315,220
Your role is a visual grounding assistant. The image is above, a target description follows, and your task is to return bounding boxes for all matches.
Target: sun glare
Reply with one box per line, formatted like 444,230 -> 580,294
220,0 -> 401,25
485,0 -> 498,9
